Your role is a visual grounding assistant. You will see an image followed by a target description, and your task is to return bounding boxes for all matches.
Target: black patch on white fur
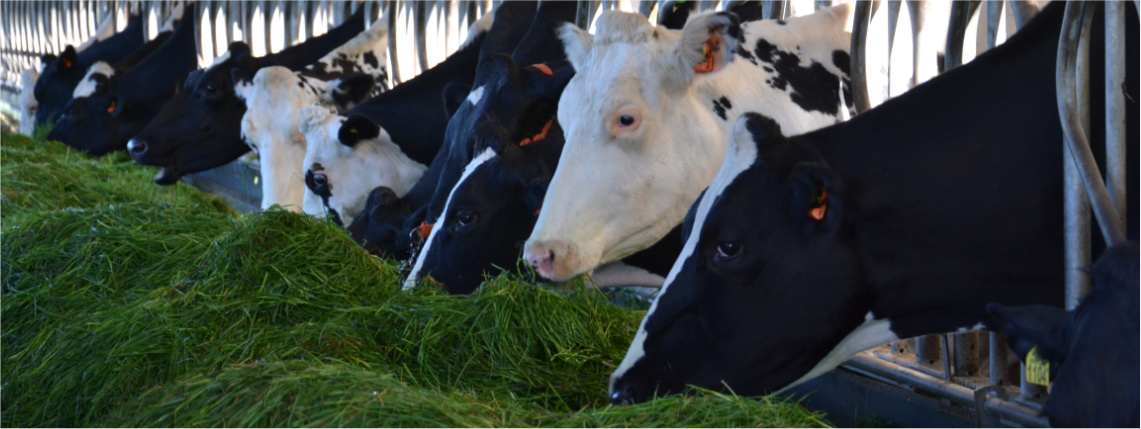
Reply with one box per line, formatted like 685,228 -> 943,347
754,39 -> 844,116
712,96 -> 733,120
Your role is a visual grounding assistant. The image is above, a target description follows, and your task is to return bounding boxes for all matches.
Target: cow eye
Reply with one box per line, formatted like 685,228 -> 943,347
618,115 -> 635,127
313,173 -> 328,187
204,82 -> 219,94
455,210 -> 477,227
713,241 -> 742,262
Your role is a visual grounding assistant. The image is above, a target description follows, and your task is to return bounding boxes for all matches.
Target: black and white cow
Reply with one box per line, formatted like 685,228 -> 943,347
339,2 -> 576,258
988,243 -> 1139,428
301,1 -> 550,228
127,9 -> 368,185
234,14 -> 391,211
47,4 -> 198,156
34,14 -> 147,127
70,3 -> 186,101
523,4 -> 856,282
608,1 -> 1138,404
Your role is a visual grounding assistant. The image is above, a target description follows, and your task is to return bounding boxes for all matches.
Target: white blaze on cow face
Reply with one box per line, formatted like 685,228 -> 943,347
299,106 -> 427,226
19,69 -> 40,136
73,61 -> 114,98
524,5 -> 855,282
403,147 -> 498,290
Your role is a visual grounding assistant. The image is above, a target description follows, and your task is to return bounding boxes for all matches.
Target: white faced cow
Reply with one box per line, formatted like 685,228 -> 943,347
523,5 -> 855,282
234,15 -> 390,211
19,68 -> 40,136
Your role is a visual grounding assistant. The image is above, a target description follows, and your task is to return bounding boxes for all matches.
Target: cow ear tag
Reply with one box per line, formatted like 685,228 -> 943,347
106,100 -> 117,115
519,119 -> 554,146
529,64 -> 554,76
1025,346 -> 1050,386
809,186 -> 828,221
417,221 -> 434,239
62,58 -> 73,69
694,30 -> 722,73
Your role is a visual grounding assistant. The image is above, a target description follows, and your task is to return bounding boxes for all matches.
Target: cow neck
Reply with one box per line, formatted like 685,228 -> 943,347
796,1 -> 1070,338
348,32 -> 487,166
269,9 -> 366,70
117,6 -> 198,104
77,15 -> 146,66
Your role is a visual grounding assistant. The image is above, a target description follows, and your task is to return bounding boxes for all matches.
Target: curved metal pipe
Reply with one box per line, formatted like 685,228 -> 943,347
1057,1 -> 1127,248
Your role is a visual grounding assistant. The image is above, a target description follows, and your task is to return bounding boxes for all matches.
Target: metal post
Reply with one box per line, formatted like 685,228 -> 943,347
576,0 -> 598,30
944,1 -> 980,71
989,332 -> 1011,386
388,0 -> 401,85
1104,1 -> 1128,224
915,335 -> 941,366
952,331 -> 979,376
849,0 -> 873,114
415,0 -> 430,72
986,0 -> 1002,50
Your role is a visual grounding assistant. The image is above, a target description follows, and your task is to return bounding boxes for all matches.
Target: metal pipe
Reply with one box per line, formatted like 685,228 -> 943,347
415,0 -> 430,72
639,0 -> 655,18
845,355 -> 1048,428
1006,0 -> 1039,30
952,331 -> 979,376
1105,1 -> 1128,225
387,0 -> 401,84
849,0 -> 872,114
577,0 -> 599,30
986,0 -> 1002,50
989,332 -> 1010,386
1058,2 -> 1127,252
944,1 -> 980,71
915,335 -> 941,367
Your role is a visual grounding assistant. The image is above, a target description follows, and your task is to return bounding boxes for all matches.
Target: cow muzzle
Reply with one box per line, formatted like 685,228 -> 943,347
522,240 -> 591,282
127,138 -> 148,157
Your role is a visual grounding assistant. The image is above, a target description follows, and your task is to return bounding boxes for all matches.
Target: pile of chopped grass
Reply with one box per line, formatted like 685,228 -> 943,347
1,136 -> 831,427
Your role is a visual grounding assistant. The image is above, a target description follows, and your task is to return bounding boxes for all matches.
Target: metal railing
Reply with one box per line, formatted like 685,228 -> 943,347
1,1 -> 1133,427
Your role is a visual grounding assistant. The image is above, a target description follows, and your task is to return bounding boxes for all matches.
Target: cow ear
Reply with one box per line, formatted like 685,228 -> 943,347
329,74 -> 375,108
441,81 -> 471,118
666,11 -> 742,87
41,54 -> 57,66
60,46 -> 79,69
786,162 -> 841,234
525,62 -> 575,100
987,303 -> 1072,364
557,23 -> 593,72
338,114 -> 380,147
524,178 -> 549,219
227,42 -> 252,59
364,186 -> 401,219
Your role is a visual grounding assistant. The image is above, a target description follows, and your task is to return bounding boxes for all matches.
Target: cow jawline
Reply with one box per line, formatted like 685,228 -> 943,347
154,166 -> 183,186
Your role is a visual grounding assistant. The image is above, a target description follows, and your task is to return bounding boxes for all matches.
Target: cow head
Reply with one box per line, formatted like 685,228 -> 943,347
19,68 -> 40,136
47,89 -> 131,155
987,243 -> 1139,428
235,66 -> 374,211
522,11 -> 746,282
34,45 -> 85,126
347,186 -> 419,260
128,42 -> 263,185
405,124 -> 563,295
608,113 -> 874,404
299,105 -> 427,226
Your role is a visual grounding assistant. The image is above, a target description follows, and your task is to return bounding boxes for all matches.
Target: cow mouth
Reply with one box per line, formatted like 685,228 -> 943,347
154,166 -> 183,185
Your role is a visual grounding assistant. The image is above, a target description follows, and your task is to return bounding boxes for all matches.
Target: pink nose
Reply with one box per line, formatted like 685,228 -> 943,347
523,247 -> 556,280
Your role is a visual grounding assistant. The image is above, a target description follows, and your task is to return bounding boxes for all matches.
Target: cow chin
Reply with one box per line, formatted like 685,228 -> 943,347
522,239 -> 599,282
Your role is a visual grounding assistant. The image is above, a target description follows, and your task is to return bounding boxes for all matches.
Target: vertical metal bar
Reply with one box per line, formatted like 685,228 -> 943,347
915,335 -> 941,366
986,0 -> 1002,50
577,0 -> 598,30
1105,1 -> 1127,224
262,0 -> 272,54
944,1 -> 981,71
639,0 -> 656,18
953,331 -> 979,376
415,0 -> 430,72
989,332 -> 1010,386
388,0 -> 401,84
849,0 -> 873,114
1061,2 -> 1095,311
1005,0 -> 1039,30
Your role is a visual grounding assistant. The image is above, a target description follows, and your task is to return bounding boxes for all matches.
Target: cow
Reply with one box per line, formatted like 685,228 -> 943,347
522,4 -> 856,283
987,243 -> 1139,428
47,4 -> 198,156
127,9 -> 368,185
400,83 -> 684,295
70,3 -> 186,101
234,14 -> 391,211
19,68 -> 39,136
300,2 -> 547,228
34,14 -> 146,127
607,1 -> 1138,404
338,2 -> 576,258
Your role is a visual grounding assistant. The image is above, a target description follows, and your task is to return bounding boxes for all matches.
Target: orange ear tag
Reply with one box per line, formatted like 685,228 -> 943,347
519,119 -> 554,146
62,59 -> 73,69
693,31 -> 722,73
530,63 -> 554,75
533,209 -> 541,218
106,100 -> 116,114
809,189 -> 828,221
417,221 -> 435,239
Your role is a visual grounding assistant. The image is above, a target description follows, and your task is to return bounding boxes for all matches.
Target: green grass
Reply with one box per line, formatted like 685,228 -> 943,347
1,135 -> 831,427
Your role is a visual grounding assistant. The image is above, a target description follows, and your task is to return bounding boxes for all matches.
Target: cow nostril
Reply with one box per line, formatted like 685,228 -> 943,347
127,138 -> 148,156
609,384 -> 638,405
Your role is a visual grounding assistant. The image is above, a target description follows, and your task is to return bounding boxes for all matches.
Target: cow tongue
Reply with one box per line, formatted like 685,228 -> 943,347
154,167 -> 182,186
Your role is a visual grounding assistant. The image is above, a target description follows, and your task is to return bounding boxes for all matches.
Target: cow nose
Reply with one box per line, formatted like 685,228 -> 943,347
127,138 -> 148,156
523,247 -> 556,280
609,383 -> 639,405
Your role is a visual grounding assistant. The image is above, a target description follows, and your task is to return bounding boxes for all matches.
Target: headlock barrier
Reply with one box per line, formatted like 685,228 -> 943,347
0,1 -> 1132,426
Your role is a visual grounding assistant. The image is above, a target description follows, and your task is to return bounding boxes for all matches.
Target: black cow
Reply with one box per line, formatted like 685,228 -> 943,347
342,1 -> 576,259
127,9 -> 367,185
988,242 -> 1139,428
48,6 -> 196,156
608,1 -> 1138,404
34,14 -> 146,127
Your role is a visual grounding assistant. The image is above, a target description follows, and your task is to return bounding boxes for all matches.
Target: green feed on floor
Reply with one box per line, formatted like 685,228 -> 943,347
1,134 -> 831,428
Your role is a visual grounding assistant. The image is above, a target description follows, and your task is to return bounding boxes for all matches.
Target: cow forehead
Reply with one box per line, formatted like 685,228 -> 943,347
560,45 -> 665,120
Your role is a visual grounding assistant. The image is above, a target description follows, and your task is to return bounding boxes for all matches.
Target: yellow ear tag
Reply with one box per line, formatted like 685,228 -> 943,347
1025,346 -> 1050,386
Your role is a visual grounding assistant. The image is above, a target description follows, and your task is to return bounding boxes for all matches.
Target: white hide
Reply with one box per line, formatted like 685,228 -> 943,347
235,14 -> 390,211
525,5 -> 855,281
299,105 -> 426,226
73,61 -> 115,98
19,68 -> 40,136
